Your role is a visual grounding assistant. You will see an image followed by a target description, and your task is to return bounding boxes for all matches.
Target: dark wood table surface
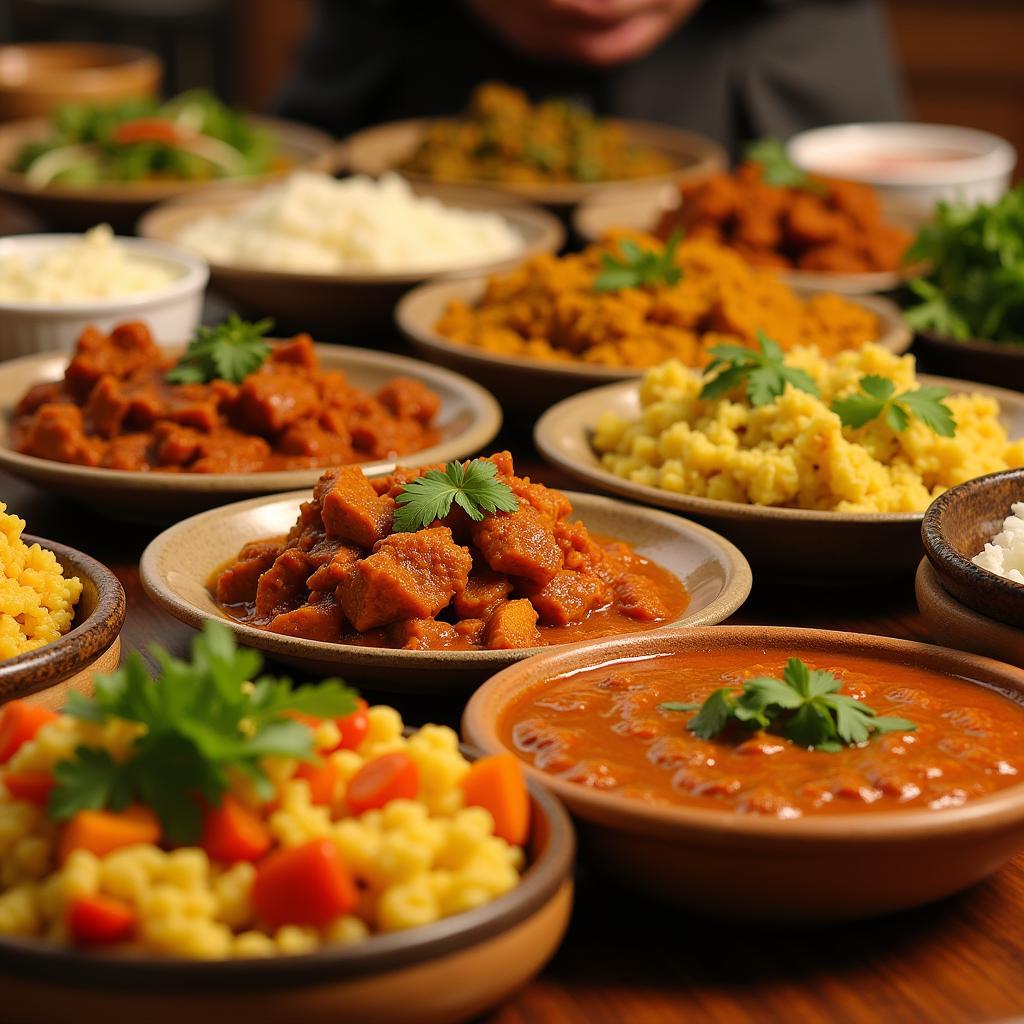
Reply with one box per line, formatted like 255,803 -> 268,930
4,430 -> 1024,1024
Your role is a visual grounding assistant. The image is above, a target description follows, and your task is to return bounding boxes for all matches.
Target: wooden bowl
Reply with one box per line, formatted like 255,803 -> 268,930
0,44 -> 161,121
533,374 -> 1024,581
0,769 -> 574,1024
0,115 -> 337,231
463,624 -> 1024,923
913,331 -> 1024,393
921,467 -> 1024,627
0,535 -> 124,708
344,117 -> 726,212
138,489 -> 752,691
138,187 -> 564,336
0,344 -> 502,523
395,277 -> 910,420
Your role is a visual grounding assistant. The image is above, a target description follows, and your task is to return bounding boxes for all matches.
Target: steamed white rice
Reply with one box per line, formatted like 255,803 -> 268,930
973,501 -> 1024,584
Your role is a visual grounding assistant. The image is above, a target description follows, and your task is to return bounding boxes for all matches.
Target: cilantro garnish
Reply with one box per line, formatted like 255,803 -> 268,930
744,138 -> 823,192
48,622 -> 358,843
661,657 -> 915,752
593,230 -> 682,292
392,459 -> 518,533
165,315 -> 274,385
830,374 -> 956,437
699,331 -> 820,407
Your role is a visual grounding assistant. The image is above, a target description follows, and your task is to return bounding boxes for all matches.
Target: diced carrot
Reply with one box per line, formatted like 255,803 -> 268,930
294,758 -> 339,806
333,699 -> 369,751
3,771 -> 55,805
58,806 -> 161,864
346,752 -> 418,814
252,839 -> 357,928
67,894 -> 136,946
112,118 -> 183,145
200,795 -> 271,864
0,702 -> 58,764
461,754 -> 531,846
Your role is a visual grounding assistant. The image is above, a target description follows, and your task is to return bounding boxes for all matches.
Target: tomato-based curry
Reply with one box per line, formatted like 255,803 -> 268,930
501,651 -> 1024,816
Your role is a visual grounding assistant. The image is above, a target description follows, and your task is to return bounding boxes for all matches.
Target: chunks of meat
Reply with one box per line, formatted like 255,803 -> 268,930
453,564 -> 512,619
485,599 -> 540,650
471,506 -> 563,585
64,322 -> 162,402
454,618 -> 486,645
254,549 -> 313,618
386,618 -> 460,650
215,542 -> 281,605
521,570 -> 610,626
613,573 -> 670,621
337,528 -> 471,631
14,381 -> 62,417
100,434 -> 151,470
188,433 -> 271,474
317,467 -> 394,547
269,333 -> 318,371
268,597 -> 345,641
305,544 -> 361,590
234,370 -> 320,436
151,422 -> 203,467
15,404 -> 101,466
376,378 -> 442,425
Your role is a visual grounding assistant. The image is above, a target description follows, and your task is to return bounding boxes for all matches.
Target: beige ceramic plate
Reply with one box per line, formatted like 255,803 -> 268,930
0,344 -> 501,521
463,624 -> 1024,923
395,277 -> 911,418
139,490 -> 752,690
344,117 -> 726,211
138,188 -> 564,333
534,374 -> 1024,581
0,115 -> 337,231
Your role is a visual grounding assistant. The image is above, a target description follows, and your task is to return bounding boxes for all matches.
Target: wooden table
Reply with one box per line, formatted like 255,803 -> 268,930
5,436 -> 1023,1024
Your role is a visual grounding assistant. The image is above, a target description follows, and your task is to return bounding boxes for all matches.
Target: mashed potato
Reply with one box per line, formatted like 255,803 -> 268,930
178,172 -> 524,274
0,225 -> 177,303
594,344 -> 1024,513
974,503 -> 1024,583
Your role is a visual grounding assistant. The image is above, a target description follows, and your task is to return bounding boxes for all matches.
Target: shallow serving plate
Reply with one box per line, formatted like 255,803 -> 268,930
534,374 -> 1024,581
138,186 -> 564,334
0,343 -> 501,522
463,624 -> 1024,923
0,535 -> 125,708
139,490 -> 752,690
395,277 -> 910,419
0,766 -> 574,1024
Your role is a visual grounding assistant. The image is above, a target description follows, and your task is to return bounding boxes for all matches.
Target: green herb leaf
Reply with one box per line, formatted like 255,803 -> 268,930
593,230 -> 683,292
743,138 -> 822,192
659,701 -> 701,713
392,459 -> 519,532
687,688 -> 736,740
700,331 -> 821,407
165,315 -> 274,385
830,375 -> 956,437
48,747 -> 133,821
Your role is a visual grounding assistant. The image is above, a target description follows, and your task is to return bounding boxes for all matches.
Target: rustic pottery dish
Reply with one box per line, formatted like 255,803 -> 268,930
922,467 -> 1024,627
0,344 -> 502,521
138,490 -> 752,690
534,374 -> 1024,581
462,624 -> 1024,923
913,331 -> 1024,393
395,277 -> 910,419
0,767 -> 574,1024
0,535 -> 125,709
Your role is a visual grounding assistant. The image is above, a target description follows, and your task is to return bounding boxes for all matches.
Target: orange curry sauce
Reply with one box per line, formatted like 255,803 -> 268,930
500,651 -> 1024,817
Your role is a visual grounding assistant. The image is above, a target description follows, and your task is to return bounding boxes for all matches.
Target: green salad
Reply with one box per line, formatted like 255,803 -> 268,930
12,89 -> 278,187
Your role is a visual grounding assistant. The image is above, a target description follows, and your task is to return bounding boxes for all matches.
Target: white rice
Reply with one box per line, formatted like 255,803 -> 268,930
973,501 -> 1024,584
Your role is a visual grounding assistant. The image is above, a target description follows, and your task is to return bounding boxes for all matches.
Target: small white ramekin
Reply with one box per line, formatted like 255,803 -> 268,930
0,234 -> 208,361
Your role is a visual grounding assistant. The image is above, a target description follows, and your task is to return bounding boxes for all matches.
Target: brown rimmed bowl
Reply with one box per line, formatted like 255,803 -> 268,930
533,373 -> 1024,581
138,489 -> 752,691
0,535 -> 124,708
0,766 -> 574,1024
462,624 -> 1024,923
914,331 -> 1024,393
0,343 -> 502,522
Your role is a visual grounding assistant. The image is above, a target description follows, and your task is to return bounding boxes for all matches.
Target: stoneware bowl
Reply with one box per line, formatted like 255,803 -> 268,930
916,560 -> 1022,668
462,624 -> 1024,923
913,331 -> 1024,393
533,373 -> 1024,581
0,769 -> 575,1024
138,186 -> 564,336
138,490 -> 752,691
921,467 -> 1024,627
0,535 -> 125,708
395,277 -> 910,421
0,343 -> 502,522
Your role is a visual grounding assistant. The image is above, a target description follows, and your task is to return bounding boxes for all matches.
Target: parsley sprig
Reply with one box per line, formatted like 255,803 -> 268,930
744,138 -> 823,192
661,658 -> 915,752
392,458 -> 518,532
165,315 -> 274,385
699,332 -> 820,407
830,375 -> 956,436
48,622 -> 357,842
593,230 -> 682,292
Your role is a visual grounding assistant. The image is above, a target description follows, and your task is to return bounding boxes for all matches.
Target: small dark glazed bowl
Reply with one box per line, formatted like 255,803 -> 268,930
922,468 -> 1024,629
913,330 -> 1024,392
0,535 -> 125,707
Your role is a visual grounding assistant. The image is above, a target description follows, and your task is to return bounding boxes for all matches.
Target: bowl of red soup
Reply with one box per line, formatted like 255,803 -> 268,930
463,625 -> 1024,922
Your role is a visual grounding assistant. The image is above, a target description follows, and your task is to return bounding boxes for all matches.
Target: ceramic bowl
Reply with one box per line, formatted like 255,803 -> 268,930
0,115 -> 337,231
0,535 -> 125,708
913,331 -> 1024,393
344,116 -> 726,212
533,374 -> 1024,581
0,768 -> 574,1024
0,233 -> 208,360
395,277 -> 910,419
462,624 -> 1024,923
921,467 -> 1024,627
139,489 -> 752,691
0,343 -> 502,522
137,186 -> 564,335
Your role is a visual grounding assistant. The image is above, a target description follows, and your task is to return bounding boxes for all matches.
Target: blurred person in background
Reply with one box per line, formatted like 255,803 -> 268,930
278,0 -> 906,157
